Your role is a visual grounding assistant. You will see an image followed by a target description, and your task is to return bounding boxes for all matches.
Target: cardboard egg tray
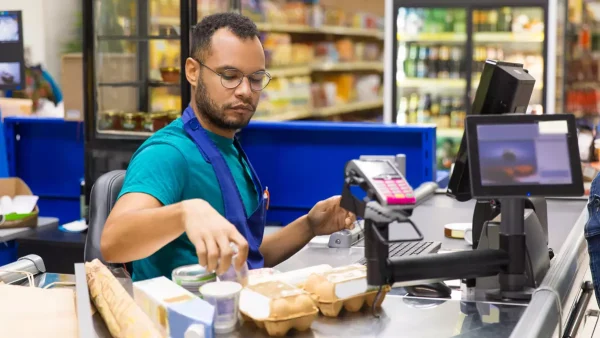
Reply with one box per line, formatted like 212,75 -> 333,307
240,311 -> 318,336
239,280 -> 319,336
314,285 -> 391,317
303,263 -> 391,317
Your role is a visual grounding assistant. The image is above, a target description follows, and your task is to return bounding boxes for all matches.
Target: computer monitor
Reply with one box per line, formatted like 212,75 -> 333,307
446,60 -> 536,202
465,114 -> 584,199
0,11 -> 25,91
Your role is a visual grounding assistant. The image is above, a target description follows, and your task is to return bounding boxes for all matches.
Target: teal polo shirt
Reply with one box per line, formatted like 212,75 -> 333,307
117,118 -> 259,281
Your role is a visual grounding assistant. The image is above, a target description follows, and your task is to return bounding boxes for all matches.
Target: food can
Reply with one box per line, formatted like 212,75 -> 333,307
172,264 -> 217,296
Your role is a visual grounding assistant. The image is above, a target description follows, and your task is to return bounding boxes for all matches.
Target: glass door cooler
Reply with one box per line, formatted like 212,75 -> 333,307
384,0 -> 559,172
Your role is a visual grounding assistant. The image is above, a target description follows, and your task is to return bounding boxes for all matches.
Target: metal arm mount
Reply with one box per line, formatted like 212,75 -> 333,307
341,172 -> 529,296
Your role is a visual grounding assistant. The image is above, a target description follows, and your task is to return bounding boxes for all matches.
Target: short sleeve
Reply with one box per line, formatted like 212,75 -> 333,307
118,143 -> 188,206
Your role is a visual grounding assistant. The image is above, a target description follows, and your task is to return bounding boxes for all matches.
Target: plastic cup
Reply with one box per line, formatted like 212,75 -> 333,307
199,281 -> 242,334
218,258 -> 249,286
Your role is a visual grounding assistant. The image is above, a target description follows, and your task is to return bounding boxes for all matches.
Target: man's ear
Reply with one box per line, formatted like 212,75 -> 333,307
185,57 -> 199,86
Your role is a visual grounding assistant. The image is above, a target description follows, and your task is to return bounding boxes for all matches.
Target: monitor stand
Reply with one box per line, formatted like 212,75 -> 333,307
471,197 -> 548,250
473,198 -> 549,300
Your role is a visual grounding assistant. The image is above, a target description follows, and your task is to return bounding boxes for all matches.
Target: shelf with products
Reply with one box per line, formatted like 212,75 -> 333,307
255,23 -> 383,39
268,61 -> 384,78
397,33 -> 466,42
399,78 -> 466,89
254,99 -> 383,121
473,32 -> 544,43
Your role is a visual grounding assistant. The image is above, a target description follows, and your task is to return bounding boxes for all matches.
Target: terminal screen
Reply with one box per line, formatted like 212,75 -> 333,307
0,11 -> 24,90
475,121 -> 572,186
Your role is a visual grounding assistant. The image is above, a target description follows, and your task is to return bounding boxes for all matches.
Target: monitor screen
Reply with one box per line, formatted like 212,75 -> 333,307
446,60 -> 536,202
465,114 -> 584,198
0,11 -> 25,91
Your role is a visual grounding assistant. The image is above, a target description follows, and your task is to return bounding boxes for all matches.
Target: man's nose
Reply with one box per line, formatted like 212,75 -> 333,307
235,77 -> 252,98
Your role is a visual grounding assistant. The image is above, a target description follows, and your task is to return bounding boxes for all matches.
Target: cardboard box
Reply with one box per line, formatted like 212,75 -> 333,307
0,178 -> 38,229
133,276 -> 215,338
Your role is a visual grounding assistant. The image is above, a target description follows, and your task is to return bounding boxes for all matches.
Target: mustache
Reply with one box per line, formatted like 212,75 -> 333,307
224,102 -> 256,111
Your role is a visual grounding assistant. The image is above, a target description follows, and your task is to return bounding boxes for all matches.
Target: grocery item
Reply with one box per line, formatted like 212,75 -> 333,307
248,264 -> 332,287
200,281 -> 242,334
172,264 -> 217,296
303,263 -> 391,317
85,259 -> 163,338
133,276 -> 216,338
218,259 -> 249,286
239,280 -> 318,336
98,110 -> 123,131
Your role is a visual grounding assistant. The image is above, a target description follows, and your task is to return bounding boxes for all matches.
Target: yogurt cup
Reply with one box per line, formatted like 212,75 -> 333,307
199,281 -> 242,334
172,264 -> 217,296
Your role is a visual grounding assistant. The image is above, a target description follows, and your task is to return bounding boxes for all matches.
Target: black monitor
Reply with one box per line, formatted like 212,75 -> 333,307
0,11 -> 25,91
465,114 -> 584,199
446,60 -> 536,202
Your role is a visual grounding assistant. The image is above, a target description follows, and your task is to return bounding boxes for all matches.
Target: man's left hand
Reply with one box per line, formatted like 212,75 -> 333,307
307,196 -> 356,236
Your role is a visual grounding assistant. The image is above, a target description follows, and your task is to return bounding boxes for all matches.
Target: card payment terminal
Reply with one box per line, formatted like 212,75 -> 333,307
347,159 -> 416,206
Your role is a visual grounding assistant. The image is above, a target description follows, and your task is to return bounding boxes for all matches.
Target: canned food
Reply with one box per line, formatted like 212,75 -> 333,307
172,264 -> 217,295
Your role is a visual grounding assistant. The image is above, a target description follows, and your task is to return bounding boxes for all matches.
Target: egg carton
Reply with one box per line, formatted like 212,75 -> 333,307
240,311 -> 318,336
239,280 -> 319,336
303,263 -> 391,317
315,285 -> 390,317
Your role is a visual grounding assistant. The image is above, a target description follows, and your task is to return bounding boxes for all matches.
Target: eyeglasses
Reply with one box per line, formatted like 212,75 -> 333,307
197,60 -> 271,92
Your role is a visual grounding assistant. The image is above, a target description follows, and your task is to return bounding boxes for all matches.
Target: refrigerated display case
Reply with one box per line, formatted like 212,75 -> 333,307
384,0 -> 567,171
83,0 -> 228,199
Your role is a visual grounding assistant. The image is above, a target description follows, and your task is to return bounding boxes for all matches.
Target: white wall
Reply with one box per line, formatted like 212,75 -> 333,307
0,0 -> 80,83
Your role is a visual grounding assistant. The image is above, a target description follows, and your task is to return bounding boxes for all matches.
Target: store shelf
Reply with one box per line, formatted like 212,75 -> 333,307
255,22 -> 383,39
96,129 -> 154,138
268,62 -> 383,77
268,67 -> 312,77
397,32 -> 467,42
255,109 -> 314,121
400,78 -> 466,89
312,61 -> 383,72
314,99 -> 384,117
255,99 -> 383,121
473,32 -> 544,43
437,128 -> 463,138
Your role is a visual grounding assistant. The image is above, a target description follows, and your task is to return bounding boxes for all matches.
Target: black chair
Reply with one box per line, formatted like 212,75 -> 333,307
84,170 -> 126,264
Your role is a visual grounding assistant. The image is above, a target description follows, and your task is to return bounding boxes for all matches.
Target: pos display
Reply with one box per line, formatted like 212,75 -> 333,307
0,11 -> 25,91
465,113 -> 584,199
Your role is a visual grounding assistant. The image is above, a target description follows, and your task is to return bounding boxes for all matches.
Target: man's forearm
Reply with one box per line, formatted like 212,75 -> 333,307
260,215 -> 314,267
100,201 -> 187,263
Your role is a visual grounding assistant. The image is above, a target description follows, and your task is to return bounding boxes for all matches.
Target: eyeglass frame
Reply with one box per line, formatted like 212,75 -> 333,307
192,58 -> 272,92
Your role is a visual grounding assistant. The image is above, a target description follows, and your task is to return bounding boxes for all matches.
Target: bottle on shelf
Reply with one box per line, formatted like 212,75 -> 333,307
399,92 -> 466,129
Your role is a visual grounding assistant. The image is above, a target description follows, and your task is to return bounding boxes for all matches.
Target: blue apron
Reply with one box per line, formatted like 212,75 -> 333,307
181,105 -> 266,269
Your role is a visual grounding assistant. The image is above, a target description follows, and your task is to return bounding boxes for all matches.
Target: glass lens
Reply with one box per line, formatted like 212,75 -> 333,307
249,72 -> 270,91
220,69 -> 243,88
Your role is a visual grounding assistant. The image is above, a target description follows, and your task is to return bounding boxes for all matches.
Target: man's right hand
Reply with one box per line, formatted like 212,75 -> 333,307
182,199 -> 249,275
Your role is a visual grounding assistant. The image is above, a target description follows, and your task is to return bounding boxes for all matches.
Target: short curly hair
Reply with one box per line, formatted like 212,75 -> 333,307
191,12 -> 260,61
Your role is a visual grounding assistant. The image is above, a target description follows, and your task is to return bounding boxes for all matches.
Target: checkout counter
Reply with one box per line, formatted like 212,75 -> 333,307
10,194 -> 590,338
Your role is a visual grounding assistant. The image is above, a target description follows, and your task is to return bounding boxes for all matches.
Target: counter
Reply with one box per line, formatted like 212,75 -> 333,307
14,195 -> 592,338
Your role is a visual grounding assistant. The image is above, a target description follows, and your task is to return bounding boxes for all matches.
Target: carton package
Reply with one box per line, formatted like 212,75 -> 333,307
0,178 -> 39,229
303,263 -> 391,317
248,264 -> 333,288
239,280 -> 318,336
133,276 -> 215,338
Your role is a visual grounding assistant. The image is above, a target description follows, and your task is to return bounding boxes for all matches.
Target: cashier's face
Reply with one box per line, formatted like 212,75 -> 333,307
188,28 -> 265,131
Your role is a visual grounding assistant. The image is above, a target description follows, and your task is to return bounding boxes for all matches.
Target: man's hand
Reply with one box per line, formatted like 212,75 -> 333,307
182,199 -> 249,275
307,196 -> 356,236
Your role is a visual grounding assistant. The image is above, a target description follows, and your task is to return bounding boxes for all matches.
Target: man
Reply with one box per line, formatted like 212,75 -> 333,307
100,13 -> 354,281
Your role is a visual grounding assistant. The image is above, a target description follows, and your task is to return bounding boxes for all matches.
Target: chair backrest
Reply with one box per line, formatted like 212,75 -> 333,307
84,170 -> 126,263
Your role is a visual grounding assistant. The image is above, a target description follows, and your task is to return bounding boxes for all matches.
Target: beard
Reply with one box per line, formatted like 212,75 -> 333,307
195,77 -> 256,131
